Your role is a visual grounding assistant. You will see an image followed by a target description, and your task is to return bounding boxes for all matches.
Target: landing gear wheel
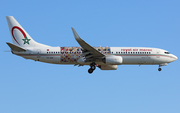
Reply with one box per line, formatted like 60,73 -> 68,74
158,68 -> 162,71
91,65 -> 96,70
88,62 -> 96,74
88,68 -> 93,74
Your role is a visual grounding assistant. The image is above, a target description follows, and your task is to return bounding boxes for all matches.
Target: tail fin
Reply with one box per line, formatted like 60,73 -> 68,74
6,16 -> 38,47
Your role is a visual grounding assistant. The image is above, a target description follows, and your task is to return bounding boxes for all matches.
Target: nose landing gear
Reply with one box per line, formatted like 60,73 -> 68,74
88,62 -> 96,74
158,67 -> 162,71
158,63 -> 168,71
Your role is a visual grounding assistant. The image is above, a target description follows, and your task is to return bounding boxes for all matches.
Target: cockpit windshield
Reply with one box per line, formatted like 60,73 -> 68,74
164,52 -> 170,54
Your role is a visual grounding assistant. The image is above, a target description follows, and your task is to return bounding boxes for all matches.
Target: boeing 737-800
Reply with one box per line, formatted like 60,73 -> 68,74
6,16 -> 177,74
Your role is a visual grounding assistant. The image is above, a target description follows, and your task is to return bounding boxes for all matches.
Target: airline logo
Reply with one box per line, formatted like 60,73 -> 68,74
11,26 -> 31,45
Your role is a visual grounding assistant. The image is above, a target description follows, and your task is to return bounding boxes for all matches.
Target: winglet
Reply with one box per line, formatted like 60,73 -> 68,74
71,27 -> 81,40
6,42 -> 26,51
71,27 -> 105,58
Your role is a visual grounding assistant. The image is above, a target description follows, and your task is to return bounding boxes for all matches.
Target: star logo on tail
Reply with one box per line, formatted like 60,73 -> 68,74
22,37 -> 31,44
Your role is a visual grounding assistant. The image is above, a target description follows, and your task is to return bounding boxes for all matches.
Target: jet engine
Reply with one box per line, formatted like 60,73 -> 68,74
103,56 -> 123,65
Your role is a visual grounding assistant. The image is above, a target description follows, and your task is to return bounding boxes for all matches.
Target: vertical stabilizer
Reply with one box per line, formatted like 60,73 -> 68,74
6,16 -> 38,47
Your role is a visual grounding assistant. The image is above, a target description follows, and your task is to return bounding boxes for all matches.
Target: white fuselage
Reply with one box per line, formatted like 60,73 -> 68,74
13,46 -> 177,66
6,16 -> 178,73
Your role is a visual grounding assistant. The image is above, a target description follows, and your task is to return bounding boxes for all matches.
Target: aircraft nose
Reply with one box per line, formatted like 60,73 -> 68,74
175,55 -> 178,60
172,55 -> 178,61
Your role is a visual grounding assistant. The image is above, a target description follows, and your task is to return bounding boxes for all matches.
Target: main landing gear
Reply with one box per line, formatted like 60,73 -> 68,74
88,62 -> 96,74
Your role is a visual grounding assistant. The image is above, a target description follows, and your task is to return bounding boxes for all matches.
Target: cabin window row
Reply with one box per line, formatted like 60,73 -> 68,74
47,52 -> 60,54
47,51 -> 82,54
113,52 -> 151,54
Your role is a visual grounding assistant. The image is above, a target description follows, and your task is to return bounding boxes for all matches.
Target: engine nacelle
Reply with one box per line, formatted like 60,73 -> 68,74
100,65 -> 117,70
103,56 -> 123,65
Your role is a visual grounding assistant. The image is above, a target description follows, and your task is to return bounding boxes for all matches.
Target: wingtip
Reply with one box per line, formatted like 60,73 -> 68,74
71,27 -> 80,39
71,27 -> 75,32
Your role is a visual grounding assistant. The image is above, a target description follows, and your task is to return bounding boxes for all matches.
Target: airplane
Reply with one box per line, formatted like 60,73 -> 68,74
6,16 -> 178,74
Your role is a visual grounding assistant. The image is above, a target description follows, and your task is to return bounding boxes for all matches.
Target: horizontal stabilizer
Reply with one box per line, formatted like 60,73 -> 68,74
6,42 -> 26,51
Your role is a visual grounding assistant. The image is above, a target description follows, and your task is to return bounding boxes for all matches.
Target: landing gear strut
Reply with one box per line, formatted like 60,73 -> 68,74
158,65 -> 162,71
158,63 -> 167,71
88,62 -> 96,74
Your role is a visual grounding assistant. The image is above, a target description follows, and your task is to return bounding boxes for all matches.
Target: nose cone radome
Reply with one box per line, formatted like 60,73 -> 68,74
172,55 -> 178,62
175,55 -> 178,60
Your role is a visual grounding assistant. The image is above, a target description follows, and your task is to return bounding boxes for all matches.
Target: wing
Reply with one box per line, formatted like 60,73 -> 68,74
71,27 -> 105,62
